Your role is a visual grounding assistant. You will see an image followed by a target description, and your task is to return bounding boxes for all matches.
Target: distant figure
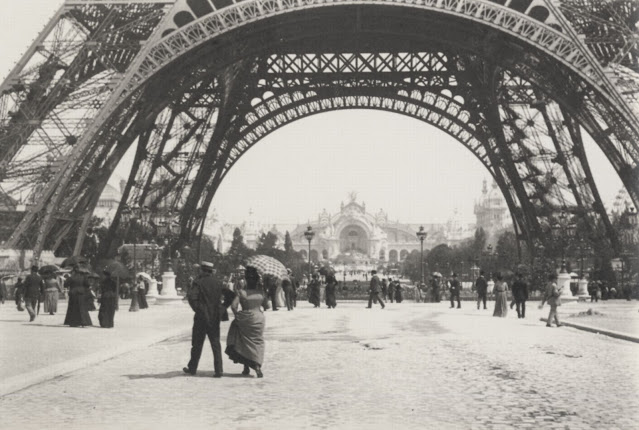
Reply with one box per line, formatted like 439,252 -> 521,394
129,279 -> 140,312
588,279 -> 599,303
511,273 -> 528,319
394,280 -> 403,303
184,261 -> 236,377
226,266 -> 265,378
381,278 -> 389,301
0,277 -> 6,308
449,274 -> 461,309
23,266 -> 44,322
474,271 -> 488,310
138,278 -> 149,309
308,274 -> 321,308
366,270 -> 385,309
388,278 -> 395,303
492,272 -> 509,318
14,277 -> 24,310
98,270 -> 117,328
267,277 -> 279,311
540,273 -> 562,327
430,275 -> 441,303
325,274 -> 337,309
63,265 -> 93,327
282,272 -> 295,311
43,273 -> 62,315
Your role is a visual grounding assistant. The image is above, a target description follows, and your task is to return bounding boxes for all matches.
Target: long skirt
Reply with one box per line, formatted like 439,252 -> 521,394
64,290 -> 93,327
98,296 -> 117,328
325,288 -> 337,308
129,291 -> 140,312
87,291 -> 97,311
274,286 -> 286,308
309,289 -> 321,307
43,289 -> 59,314
138,291 -> 148,309
493,291 -> 508,317
226,310 -> 265,368
395,290 -> 403,303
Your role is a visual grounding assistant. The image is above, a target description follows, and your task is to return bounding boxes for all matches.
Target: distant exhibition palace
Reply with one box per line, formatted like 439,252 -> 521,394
197,180 -> 512,263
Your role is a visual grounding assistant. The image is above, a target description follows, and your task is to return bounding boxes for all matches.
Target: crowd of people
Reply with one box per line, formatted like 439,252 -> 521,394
9,264 -> 152,329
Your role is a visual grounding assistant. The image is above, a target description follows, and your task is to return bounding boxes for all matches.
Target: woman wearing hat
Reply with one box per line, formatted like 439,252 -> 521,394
63,265 -> 93,327
43,272 -> 62,315
492,272 -> 509,318
98,270 -> 117,328
226,266 -> 265,378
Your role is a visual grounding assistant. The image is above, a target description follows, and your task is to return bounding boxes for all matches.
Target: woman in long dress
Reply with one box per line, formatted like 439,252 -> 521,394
325,274 -> 337,308
308,274 -> 321,308
137,277 -> 148,309
43,273 -> 62,315
492,273 -> 509,317
226,266 -> 265,378
98,270 -> 117,328
63,266 -> 93,327
394,282 -> 404,303
129,279 -> 140,312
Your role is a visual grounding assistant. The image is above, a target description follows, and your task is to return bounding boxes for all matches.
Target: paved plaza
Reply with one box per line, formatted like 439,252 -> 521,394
1,300 -> 638,430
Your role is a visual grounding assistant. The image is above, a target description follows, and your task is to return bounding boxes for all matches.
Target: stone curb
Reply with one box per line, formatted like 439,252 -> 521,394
0,325 -> 191,398
539,318 -> 639,344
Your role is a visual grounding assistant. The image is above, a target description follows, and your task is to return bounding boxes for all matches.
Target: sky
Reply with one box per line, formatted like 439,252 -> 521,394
0,1 -> 625,226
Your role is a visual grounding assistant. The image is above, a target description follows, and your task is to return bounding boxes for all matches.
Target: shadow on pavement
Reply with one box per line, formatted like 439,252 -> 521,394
125,371 -> 253,379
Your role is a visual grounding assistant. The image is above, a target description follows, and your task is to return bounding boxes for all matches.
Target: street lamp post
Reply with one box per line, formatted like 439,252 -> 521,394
416,226 -> 428,285
486,244 -> 494,279
120,204 -> 151,275
152,210 -> 182,303
304,226 -> 315,283
551,208 -> 577,301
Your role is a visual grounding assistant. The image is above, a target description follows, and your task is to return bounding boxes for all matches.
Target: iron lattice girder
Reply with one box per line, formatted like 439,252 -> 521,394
0,2 -> 168,195
2,1 -> 638,258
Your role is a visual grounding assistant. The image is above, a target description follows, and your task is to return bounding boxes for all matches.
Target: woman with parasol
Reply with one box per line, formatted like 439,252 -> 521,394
63,264 -> 93,327
40,266 -> 62,315
225,265 -> 265,378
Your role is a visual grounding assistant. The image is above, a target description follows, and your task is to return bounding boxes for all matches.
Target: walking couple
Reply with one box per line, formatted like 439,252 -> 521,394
184,262 -> 265,378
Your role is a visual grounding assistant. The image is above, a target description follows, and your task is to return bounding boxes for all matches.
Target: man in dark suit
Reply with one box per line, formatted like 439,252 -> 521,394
511,273 -> 529,318
282,269 -> 295,311
366,270 -> 385,309
23,266 -> 44,321
449,273 -> 461,309
475,271 -> 488,310
184,261 -> 236,377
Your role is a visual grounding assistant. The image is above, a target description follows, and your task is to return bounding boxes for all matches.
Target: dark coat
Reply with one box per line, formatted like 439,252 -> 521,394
187,272 -> 235,325
369,275 -> 381,293
511,279 -> 528,301
475,276 -> 488,294
23,274 -> 44,299
449,279 -> 461,293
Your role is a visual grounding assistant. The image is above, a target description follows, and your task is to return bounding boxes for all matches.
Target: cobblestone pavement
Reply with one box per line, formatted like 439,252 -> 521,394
1,301 -> 637,430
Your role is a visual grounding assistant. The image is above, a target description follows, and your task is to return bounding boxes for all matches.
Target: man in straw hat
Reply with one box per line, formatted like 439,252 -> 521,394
184,261 -> 236,377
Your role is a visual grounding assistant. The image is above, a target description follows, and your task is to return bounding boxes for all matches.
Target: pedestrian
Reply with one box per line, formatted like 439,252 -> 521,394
98,270 -> 117,328
366,270 -> 385,309
43,272 -> 62,315
138,277 -> 149,309
225,265 -> 265,378
282,270 -> 295,311
492,272 -> 509,317
430,275 -> 441,303
588,278 -> 599,303
183,261 -> 236,377
63,265 -> 93,327
539,273 -> 562,327
267,276 -> 279,311
388,278 -> 395,303
308,274 -> 321,308
119,281 -> 130,300
448,274 -> 461,309
129,278 -> 140,312
511,273 -> 528,319
394,280 -> 403,303
325,274 -> 337,309
14,277 -> 24,310
23,266 -> 45,322
381,278 -> 389,301
0,277 -> 6,308
291,274 -> 299,308
474,271 -> 488,310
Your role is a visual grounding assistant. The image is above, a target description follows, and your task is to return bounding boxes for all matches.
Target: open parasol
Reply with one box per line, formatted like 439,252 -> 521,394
61,256 -> 88,268
318,265 -> 336,276
243,255 -> 287,281
432,272 -> 442,277
102,260 -> 130,279
39,264 -> 60,275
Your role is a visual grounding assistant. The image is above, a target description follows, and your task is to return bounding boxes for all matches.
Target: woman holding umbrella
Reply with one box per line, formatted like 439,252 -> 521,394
63,264 -> 93,327
226,265 -> 265,378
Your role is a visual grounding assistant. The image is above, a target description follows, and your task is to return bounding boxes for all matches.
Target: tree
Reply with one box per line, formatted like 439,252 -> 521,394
427,244 -> 453,275
256,231 -> 278,253
495,231 -> 519,273
472,227 -> 487,257
284,231 -> 294,254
